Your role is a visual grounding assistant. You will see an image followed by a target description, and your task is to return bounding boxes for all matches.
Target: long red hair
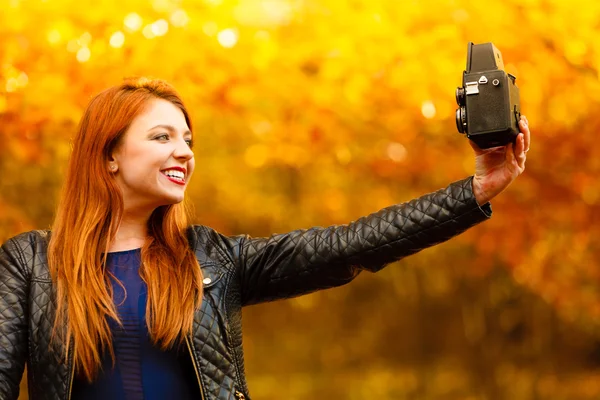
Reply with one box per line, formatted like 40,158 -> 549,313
48,77 -> 203,381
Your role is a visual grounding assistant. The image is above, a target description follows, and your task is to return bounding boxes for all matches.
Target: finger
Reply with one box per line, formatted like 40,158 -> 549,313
508,134 -> 525,170
515,134 -> 526,171
515,132 -> 524,154
506,136 -> 517,166
519,115 -> 530,152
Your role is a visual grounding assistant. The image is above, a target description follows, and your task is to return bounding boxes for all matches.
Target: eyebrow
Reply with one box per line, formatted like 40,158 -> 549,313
147,124 -> 192,137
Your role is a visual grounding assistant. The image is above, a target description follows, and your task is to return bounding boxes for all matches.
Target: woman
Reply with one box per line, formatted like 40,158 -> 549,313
0,77 -> 530,400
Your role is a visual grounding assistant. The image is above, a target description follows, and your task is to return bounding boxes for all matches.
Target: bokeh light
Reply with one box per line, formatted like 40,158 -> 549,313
2,0 -> 600,399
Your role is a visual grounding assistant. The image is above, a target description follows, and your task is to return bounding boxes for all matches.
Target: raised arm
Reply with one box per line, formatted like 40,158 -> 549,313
0,238 -> 29,400
225,176 -> 491,306
226,115 -> 530,305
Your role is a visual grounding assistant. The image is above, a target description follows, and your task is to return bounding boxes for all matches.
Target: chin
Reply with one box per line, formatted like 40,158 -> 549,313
164,196 -> 185,205
153,192 -> 185,207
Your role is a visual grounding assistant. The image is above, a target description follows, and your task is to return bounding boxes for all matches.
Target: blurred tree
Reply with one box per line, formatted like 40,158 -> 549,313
1,0 -> 599,398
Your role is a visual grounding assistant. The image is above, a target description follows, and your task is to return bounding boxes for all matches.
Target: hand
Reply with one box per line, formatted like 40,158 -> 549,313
471,115 -> 530,205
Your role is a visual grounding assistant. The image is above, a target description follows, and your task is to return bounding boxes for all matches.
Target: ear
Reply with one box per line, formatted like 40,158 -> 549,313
108,153 -> 117,162
108,155 -> 118,172
108,140 -> 124,172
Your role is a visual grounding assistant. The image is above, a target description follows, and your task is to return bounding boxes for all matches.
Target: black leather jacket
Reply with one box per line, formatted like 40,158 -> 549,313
0,177 -> 491,400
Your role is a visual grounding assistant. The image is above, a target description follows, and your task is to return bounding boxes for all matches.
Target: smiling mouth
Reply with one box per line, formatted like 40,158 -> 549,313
161,171 -> 186,185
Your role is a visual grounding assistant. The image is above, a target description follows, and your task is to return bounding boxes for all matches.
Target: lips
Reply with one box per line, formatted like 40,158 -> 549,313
160,166 -> 187,186
161,166 -> 187,175
161,172 -> 186,186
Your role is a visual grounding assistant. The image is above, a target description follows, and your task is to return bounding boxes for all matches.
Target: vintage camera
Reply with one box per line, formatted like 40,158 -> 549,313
455,42 -> 521,149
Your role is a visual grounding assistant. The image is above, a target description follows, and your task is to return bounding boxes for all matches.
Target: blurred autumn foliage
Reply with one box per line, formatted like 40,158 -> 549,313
2,0 -> 600,398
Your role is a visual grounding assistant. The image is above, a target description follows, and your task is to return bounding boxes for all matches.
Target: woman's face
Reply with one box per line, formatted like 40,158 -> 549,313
110,97 -> 195,211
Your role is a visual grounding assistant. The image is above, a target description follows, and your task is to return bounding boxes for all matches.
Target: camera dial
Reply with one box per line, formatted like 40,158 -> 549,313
455,87 -> 466,106
455,107 -> 467,134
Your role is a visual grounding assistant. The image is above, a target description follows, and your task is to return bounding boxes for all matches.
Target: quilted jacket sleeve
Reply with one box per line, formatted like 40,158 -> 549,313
229,177 -> 491,306
0,238 -> 29,400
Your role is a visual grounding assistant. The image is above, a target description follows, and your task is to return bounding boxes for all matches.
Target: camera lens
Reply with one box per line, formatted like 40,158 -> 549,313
455,87 -> 466,106
455,107 -> 467,133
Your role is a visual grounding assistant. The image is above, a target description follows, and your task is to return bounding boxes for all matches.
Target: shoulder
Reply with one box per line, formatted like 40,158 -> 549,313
0,229 -> 50,278
1,229 -> 50,255
186,224 -> 247,270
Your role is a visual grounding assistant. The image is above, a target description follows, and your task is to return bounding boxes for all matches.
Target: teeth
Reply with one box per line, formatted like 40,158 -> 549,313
163,170 -> 185,180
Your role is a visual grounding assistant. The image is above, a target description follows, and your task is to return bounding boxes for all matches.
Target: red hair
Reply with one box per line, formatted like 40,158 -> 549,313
48,77 -> 203,381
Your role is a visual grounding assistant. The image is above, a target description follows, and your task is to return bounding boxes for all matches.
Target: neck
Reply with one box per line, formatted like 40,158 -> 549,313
109,207 -> 153,252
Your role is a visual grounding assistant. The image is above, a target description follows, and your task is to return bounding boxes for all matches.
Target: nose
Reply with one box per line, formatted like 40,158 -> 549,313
173,137 -> 194,161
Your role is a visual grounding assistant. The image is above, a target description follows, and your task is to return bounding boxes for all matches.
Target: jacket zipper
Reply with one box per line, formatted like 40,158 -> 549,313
185,335 -> 207,400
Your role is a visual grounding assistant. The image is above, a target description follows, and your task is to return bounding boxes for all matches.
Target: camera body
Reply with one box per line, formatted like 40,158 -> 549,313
455,42 -> 521,149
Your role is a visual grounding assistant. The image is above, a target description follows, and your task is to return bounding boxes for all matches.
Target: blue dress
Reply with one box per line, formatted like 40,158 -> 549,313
71,248 -> 200,400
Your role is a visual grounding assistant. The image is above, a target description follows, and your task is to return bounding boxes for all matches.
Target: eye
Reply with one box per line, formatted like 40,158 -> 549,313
154,133 -> 193,148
